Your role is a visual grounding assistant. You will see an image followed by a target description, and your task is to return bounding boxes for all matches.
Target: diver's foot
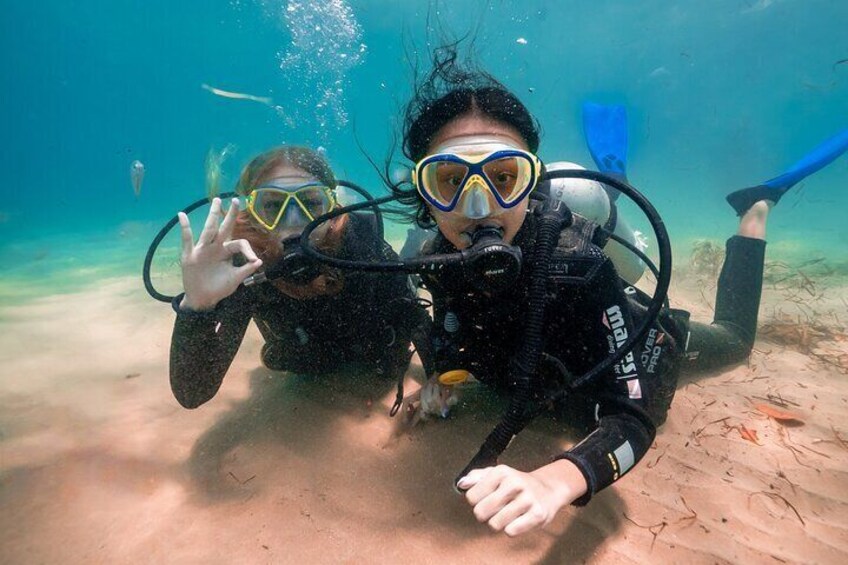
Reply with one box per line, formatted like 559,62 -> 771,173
728,129 -> 848,216
726,185 -> 786,216
737,200 -> 773,240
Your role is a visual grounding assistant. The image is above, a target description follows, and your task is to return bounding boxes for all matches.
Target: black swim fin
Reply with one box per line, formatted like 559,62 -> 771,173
726,129 -> 848,215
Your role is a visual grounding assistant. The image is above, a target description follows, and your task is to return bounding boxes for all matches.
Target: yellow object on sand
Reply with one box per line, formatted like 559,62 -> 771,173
438,370 -> 471,386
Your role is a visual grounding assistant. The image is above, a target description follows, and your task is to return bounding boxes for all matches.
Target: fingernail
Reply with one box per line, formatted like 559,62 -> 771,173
457,476 -> 471,488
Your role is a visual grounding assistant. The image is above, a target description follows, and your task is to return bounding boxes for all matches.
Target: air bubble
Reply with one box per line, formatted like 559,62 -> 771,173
265,0 -> 366,137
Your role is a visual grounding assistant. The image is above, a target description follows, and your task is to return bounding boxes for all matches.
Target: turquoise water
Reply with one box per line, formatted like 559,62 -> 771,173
3,3 -> 848,561
2,0 -> 847,284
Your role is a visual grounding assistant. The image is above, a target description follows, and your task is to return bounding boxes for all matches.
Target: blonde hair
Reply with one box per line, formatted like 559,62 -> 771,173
235,146 -> 336,195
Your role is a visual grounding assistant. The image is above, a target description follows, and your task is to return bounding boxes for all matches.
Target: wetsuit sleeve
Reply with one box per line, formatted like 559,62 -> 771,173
555,395 -> 655,506
168,290 -> 252,408
546,259 -> 658,505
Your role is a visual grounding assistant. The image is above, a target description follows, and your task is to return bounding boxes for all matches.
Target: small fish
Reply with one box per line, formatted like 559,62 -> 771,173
201,83 -> 273,106
205,144 -> 237,201
516,37 -> 528,45
833,58 -> 848,71
130,160 -> 144,198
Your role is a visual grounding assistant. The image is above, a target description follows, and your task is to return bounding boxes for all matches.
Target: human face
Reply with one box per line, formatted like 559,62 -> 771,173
249,164 -> 331,242
424,112 -> 532,249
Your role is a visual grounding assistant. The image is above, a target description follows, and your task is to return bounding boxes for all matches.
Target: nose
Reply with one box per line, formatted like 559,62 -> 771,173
459,176 -> 493,219
279,199 -> 309,228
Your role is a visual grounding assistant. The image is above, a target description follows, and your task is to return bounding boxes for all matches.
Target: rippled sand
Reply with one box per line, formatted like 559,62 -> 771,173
1,273 -> 846,564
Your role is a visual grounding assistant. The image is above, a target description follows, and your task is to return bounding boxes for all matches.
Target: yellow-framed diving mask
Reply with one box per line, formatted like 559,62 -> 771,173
245,182 -> 336,231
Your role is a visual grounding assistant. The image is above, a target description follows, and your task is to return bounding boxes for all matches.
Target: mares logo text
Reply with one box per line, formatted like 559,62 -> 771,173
603,305 -> 639,380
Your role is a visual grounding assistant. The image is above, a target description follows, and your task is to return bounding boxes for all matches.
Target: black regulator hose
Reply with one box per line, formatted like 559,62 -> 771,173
454,196 -> 572,486
298,170 -> 673,482
453,169 -> 672,484
337,180 -> 384,241
301,194 -> 523,280
142,191 -> 237,302
542,169 -> 673,389
141,180 -> 380,303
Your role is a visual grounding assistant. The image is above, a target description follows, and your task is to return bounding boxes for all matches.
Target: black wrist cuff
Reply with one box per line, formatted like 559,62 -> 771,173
171,293 -> 219,319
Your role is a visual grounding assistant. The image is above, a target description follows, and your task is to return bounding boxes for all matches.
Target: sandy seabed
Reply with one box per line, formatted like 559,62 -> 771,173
1,274 -> 847,564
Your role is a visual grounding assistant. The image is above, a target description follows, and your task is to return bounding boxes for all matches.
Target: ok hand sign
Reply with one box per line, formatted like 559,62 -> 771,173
177,198 -> 263,311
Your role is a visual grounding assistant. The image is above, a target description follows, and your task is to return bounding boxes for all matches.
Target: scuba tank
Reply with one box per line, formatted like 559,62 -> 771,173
545,161 -> 647,285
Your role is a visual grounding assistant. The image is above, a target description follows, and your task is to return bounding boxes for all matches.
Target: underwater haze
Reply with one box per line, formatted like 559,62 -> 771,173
2,1 -> 848,563
2,1 -> 848,281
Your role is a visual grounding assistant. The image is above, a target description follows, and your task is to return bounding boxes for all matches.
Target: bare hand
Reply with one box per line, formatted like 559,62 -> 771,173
457,460 -> 587,536
178,198 -> 262,311
397,375 -> 459,427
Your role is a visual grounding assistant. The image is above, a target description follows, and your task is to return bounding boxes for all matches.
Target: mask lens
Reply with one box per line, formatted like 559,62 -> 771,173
421,160 -> 469,206
250,189 -> 288,229
294,185 -> 333,219
482,156 -> 532,203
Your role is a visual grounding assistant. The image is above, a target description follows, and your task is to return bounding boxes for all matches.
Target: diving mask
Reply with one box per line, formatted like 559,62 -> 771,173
413,137 -> 542,219
246,182 -> 336,231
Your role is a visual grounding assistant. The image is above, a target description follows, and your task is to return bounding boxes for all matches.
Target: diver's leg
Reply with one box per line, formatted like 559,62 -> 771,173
683,206 -> 768,372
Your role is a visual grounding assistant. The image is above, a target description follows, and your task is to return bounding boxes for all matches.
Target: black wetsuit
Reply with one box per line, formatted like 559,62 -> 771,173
169,215 -> 429,409
422,212 -> 765,504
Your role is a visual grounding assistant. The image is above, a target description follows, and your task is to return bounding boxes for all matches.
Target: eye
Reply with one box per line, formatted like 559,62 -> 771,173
447,174 -> 464,187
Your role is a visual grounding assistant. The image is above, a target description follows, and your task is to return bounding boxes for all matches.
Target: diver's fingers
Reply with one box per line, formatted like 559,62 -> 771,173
197,198 -> 222,245
234,259 -> 263,281
502,509 -> 545,537
487,497 -> 532,535
218,198 -> 240,241
456,468 -> 488,491
223,239 -> 261,264
177,212 -> 195,256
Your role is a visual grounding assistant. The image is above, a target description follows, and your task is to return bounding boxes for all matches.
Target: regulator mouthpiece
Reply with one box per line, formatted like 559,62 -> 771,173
244,237 -> 322,287
460,226 -> 523,294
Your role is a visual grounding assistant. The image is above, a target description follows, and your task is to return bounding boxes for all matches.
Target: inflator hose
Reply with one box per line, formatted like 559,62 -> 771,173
297,170 -> 673,484
142,181 -> 380,303
454,198 -> 572,485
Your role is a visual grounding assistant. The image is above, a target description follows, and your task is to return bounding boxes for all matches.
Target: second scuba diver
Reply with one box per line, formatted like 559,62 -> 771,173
385,52 -> 848,536
169,146 -> 429,408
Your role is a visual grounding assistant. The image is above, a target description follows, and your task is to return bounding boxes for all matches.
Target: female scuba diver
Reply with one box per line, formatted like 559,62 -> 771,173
386,53 -> 848,537
168,146 -> 428,408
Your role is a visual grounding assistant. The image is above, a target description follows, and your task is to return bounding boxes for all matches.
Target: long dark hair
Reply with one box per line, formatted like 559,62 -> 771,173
391,42 -> 542,227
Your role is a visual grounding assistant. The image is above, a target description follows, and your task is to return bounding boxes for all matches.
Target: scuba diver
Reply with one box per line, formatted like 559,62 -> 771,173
166,146 -> 429,408
376,52 -> 848,536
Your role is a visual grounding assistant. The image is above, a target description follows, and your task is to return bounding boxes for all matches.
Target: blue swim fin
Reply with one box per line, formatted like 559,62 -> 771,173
726,129 -> 848,215
583,102 -> 628,197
